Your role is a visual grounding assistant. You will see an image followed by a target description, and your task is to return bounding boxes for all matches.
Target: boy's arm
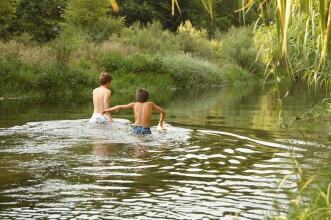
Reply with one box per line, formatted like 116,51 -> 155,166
152,103 -> 166,126
102,103 -> 135,115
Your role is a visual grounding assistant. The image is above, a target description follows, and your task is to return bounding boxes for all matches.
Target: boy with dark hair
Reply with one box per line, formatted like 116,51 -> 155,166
89,72 -> 113,124
102,89 -> 166,134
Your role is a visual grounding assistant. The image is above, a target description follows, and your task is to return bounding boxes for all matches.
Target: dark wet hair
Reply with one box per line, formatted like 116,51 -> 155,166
136,89 -> 149,103
100,72 -> 112,85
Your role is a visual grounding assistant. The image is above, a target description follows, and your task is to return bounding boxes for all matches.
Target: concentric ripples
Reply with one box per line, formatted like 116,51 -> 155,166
0,119 -> 326,219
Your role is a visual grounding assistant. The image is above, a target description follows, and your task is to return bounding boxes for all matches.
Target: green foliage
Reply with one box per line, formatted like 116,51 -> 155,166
112,72 -> 172,93
176,20 -> 217,59
217,26 -> 263,75
64,0 -> 124,42
15,0 -> 67,43
97,51 -> 250,89
113,0 -> 182,32
98,52 -> 164,73
222,63 -> 252,83
0,55 -> 97,97
302,98 -> 331,120
113,0 -> 258,34
120,22 -> 181,54
0,0 -> 18,39
49,28 -> 87,66
253,24 -> 282,67
162,54 -> 226,87
120,21 -> 218,60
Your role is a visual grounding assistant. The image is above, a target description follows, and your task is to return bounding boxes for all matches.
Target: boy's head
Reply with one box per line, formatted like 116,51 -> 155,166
100,72 -> 112,87
136,89 -> 149,103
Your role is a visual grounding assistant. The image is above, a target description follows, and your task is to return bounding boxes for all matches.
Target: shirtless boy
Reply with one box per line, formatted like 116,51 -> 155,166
102,89 -> 165,134
89,72 -> 113,124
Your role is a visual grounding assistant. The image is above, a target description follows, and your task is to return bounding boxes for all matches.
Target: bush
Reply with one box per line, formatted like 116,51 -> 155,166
121,21 -> 181,54
176,21 -> 218,59
222,63 -> 251,83
217,26 -> 263,75
0,55 -> 97,97
97,51 -> 124,71
120,21 -> 219,60
162,54 -> 226,87
49,28 -> 87,66
98,52 -> 233,88
88,16 -> 124,42
98,52 -> 164,73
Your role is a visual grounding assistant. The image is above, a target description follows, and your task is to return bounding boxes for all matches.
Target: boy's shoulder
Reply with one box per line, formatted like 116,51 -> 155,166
134,101 -> 154,106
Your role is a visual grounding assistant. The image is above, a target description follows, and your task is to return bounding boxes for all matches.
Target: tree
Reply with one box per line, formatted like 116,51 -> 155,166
64,0 -> 124,42
0,0 -> 18,39
112,0 -> 257,34
15,0 -> 67,42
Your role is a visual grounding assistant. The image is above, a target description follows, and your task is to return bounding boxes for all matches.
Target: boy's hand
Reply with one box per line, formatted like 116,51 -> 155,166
102,109 -> 110,115
158,121 -> 164,127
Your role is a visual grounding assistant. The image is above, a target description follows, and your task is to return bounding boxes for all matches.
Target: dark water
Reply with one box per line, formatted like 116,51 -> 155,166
0,83 -> 330,219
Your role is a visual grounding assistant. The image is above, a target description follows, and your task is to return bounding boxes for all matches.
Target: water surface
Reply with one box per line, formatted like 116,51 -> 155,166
0,83 -> 330,219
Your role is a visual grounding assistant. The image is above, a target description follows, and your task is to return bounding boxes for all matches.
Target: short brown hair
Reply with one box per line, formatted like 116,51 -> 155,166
136,89 -> 149,103
100,72 -> 112,85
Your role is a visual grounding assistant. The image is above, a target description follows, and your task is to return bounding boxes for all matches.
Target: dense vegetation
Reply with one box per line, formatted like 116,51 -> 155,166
0,0 -> 262,97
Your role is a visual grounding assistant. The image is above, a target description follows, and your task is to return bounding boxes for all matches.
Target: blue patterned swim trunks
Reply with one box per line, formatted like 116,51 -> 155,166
133,126 -> 151,134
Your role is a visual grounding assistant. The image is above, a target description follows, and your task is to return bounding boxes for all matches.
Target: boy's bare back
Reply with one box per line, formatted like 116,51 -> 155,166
133,102 -> 158,127
93,87 -> 111,114
88,72 -> 113,124
102,89 -> 166,132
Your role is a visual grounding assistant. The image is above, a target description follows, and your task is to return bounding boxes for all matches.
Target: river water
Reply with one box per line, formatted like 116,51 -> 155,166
0,83 -> 330,219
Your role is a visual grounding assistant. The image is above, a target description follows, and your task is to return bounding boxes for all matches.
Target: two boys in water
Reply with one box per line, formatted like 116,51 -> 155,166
89,72 -> 166,134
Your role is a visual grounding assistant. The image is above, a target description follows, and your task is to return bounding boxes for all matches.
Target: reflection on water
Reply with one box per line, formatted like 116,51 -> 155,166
0,83 -> 330,219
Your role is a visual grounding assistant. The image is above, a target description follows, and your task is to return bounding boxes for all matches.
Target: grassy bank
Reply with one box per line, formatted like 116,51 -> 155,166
0,22 -> 263,98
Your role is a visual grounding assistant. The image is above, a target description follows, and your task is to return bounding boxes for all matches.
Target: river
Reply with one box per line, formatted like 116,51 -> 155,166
0,82 -> 330,219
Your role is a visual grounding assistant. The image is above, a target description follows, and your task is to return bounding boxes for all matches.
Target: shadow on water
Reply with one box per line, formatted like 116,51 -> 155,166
0,82 -> 330,219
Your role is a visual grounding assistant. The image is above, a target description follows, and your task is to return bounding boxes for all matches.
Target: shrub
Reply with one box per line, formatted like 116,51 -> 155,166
120,21 -> 219,59
176,20 -> 218,59
124,54 -> 163,73
162,54 -> 227,87
222,63 -> 251,83
0,55 -> 97,97
112,72 -> 172,93
97,51 -> 124,71
121,22 -> 181,54
97,52 -> 232,88
217,26 -> 263,75
49,28 -> 87,66
98,52 -> 163,73
88,16 -> 124,42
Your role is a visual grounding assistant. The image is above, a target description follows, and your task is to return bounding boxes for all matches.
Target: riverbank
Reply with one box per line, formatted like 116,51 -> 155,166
0,23 -> 264,97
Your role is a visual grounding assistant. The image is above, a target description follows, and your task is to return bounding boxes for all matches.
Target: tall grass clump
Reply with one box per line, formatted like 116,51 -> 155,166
247,0 -> 331,88
272,157 -> 331,220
